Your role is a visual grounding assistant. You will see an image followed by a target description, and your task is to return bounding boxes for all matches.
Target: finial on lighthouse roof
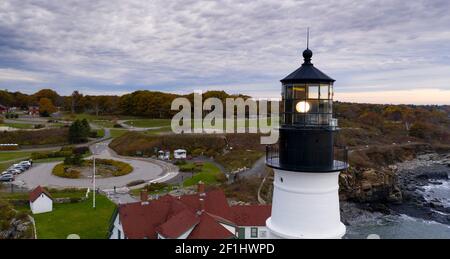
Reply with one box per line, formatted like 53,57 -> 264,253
303,27 -> 313,64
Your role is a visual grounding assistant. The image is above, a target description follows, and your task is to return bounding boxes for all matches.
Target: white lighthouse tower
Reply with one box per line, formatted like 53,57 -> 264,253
265,42 -> 348,239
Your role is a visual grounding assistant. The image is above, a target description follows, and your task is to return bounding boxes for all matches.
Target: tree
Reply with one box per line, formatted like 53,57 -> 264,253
39,98 -> 57,117
68,119 -> 91,143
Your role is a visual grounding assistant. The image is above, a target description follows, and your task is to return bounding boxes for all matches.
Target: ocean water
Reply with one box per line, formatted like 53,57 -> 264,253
346,177 -> 450,239
346,214 -> 450,239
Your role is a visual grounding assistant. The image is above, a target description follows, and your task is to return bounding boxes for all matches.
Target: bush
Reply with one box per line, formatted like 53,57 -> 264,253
174,160 -> 187,165
126,180 -> 145,187
52,163 -> 81,179
73,146 -> 89,155
31,150 -> 72,160
143,182 -> 169,193
64,153 -> 83,166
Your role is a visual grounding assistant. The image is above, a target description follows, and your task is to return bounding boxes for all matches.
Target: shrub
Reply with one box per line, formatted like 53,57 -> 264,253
73,146 -> 89,155
52,163 -> 81,179
126,180 -> 145,187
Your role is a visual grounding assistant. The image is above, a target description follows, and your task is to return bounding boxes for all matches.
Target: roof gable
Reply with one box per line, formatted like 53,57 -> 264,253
29,186 -> 52,202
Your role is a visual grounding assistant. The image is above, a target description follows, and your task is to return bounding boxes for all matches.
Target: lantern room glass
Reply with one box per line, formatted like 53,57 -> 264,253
282,83 -> 333,126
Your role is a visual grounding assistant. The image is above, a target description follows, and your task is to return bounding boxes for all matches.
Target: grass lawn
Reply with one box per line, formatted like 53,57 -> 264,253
92,120 -> 115,128
145,126 -> 172,135
124,119 -> 171,128
110,129 -> 129,138
0,123 -> 36,129
34,194 -> 116,239
183,162 -> 224,187
0,151 -> 32,163
0,188 -> 87,201
0,151 -> 32,170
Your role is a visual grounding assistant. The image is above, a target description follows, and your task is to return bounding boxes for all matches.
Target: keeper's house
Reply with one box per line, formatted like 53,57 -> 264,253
109,183 -> 271,239
29,186 -> 53,214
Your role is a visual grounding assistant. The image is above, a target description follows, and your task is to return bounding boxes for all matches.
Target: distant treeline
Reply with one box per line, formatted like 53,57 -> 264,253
0,89 -> 253,118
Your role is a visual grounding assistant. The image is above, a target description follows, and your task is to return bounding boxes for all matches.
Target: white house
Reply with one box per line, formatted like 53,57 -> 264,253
109,183 -> 271,239
29,186 -> 53,214
174,149 -> 187,159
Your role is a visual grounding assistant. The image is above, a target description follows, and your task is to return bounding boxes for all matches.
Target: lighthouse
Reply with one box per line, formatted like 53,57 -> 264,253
265,41 -> 349,239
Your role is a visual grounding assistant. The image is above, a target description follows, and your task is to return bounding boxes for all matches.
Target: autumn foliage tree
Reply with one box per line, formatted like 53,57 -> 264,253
39,97 -> 57,117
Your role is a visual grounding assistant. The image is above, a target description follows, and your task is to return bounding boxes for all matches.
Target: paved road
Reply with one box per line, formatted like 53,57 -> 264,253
15,143 -> 178,190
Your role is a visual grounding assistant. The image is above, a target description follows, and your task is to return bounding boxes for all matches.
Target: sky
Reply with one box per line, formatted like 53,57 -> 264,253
0,0 -> 449,104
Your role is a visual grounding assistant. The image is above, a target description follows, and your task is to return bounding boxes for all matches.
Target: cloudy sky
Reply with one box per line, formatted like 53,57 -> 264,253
0,0 -> 449,104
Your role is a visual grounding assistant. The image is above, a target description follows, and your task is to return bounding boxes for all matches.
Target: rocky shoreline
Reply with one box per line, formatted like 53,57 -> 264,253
342,152 -> 450,230
390,153 -> 450,225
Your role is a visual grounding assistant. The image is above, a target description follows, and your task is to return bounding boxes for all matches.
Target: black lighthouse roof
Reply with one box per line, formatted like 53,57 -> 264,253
281,48 -> 335,84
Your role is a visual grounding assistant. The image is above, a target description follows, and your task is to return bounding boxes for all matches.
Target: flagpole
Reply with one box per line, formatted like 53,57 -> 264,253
93,149 -> 96,209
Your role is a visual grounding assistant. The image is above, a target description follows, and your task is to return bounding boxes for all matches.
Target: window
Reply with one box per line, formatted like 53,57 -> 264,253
293,85 -> 306,99
320,85 -> 329,99
251,227 -> 258,238
308,85 -> 319,99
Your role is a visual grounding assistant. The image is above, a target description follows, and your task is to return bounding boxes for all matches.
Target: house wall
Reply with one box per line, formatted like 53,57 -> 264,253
30,194 -> 53,214
220,223 -> 236,237
241,226 -> 269,239
110,214 -> 125,239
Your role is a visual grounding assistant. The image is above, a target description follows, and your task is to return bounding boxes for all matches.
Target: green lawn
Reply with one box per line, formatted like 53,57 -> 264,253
92,120 -> 115,128
0,151 -> 32,163
183,162 -> 224,187
124,119 -> 171,128
110,129 -> 129,138
34,194 -> 116,239
0,123 -> 36,129
0,189 -> 87,201
145,126 -> 172,135
0,151 -> 32,171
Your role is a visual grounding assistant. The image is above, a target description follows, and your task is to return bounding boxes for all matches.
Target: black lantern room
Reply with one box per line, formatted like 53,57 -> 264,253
266,47 -> 348,173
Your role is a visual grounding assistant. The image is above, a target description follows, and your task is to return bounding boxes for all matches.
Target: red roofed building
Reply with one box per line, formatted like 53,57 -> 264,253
29,186 -> 53,214
109,183 -> 271,239
0,104 -> 7,114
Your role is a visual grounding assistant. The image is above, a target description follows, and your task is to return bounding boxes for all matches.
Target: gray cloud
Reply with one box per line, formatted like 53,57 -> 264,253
0,0 -> 449,103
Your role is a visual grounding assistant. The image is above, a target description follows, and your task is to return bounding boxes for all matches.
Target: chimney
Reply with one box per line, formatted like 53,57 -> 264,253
140,190 -> 149,205
197,181 -> 205,195
198,198 -> 205,215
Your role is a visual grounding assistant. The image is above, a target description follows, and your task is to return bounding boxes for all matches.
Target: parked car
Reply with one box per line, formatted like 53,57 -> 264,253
19,161 -> 31,167
7,169 -> 21,175
11,166 -> 25,173
0,173 -> 14,182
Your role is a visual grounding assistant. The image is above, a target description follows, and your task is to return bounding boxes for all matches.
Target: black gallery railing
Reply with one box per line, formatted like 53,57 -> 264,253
266,145 -> 349,172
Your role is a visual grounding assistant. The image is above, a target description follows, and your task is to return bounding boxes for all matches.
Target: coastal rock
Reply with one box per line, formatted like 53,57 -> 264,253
339,167 -> 401,203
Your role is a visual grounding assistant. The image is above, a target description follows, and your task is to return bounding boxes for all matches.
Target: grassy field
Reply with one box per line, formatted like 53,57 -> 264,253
62,113 -> 139,122
33,194 -> 116,239
124,119 -> 171,128
0,188 -> 87,201
0,123 -> 36,129
145,126 -> 172,135
183,162 -> 224,187
0,151 -> 32,163
0,151 -> 32,172
110,129 -> 129,138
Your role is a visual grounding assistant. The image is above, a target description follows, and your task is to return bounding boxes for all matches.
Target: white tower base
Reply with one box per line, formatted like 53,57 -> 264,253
266,169 -> 346,239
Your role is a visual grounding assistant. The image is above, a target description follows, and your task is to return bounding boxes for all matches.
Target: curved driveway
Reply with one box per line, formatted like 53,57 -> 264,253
15,144 -> 178,190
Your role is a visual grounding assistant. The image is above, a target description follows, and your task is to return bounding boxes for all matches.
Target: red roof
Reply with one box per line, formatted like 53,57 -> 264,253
116,189 -> 271,239
156,209 -> 199,238
29,186 -> 52,202
188,213 -> 235,239
230,205 -> 272,226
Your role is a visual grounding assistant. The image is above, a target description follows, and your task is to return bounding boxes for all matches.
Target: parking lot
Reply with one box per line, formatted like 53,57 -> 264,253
0,160 -> 32,182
